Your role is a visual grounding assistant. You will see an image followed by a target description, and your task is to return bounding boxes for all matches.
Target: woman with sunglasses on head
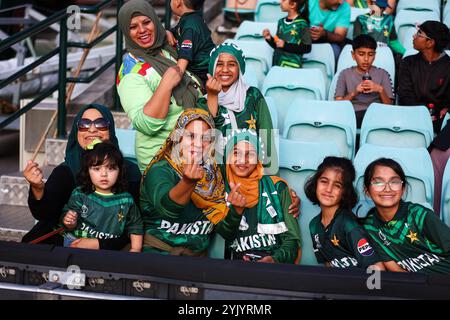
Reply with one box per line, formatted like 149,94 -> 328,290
362,158 -> 450,274
22,104 -> 141,249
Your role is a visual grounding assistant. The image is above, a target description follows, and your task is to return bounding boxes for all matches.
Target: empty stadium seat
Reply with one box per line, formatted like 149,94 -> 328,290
303,43 -> 336,92
353,144 -> 435,217
283,99 -> 357,159
442,113 -> 450,131
262,66 -> 326,129
234,21 -> 277,42
394,10 -> 440,49
441,159 -> 450,227
396,0 -> 441,14
278,138 -> 341,265
255,0 -> 283,22
224,39 -> 273,89
327,70 -> 342,101
336,44 -> 396,83
243,64 -> 261,88
264,96 -> 278,131
360,103 -> 434,149
116,128 -> 137,161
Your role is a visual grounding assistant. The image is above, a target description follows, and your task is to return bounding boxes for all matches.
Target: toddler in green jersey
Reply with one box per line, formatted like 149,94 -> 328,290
62,140 -> 143,252
353,0 -> 405,55
362,158 -> 450,274
305,156 -> 384,269
166,0 -> 215,86
262,0 -> 311,68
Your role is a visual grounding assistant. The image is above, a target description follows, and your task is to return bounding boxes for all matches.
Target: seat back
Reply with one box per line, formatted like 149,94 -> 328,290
394,10 -> 440,49
283,99 -> 356,159
116,128 -> 136,160
262,66 -> 326,130
303,43 -> 336,93
353,144 -> 435,217
279,139 -> 341,265
208,233 -> 226,259
255,0 -> 283,22
396,0 -> 440,14
264,96 -> 278,131
360,103 -> 433,149
441,159 -> 450,227
234,21 -> 277,42
441,113 -> 450,131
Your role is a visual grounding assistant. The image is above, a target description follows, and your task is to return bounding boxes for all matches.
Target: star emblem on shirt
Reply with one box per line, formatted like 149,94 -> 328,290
290,29 -> 298,36
117,210 -> 124,222
406,230 -> 419,243
245,114 -> 257,129
331,234 -> 340,246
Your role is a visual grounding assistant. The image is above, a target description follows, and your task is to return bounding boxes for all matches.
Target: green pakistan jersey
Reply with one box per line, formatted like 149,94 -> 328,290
196,86 -> 277,171
63,187 -> 144,239
309,208 -> 381,268
273,16 -> 311,68
363,201 -> 450,274
140,160 -> 242,254
172,10 -> 215,81
229,177 -> 301,263
354,14 -> 406,55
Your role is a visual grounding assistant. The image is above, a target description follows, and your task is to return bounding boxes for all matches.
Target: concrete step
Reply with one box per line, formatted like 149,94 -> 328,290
0,205 -> 35,242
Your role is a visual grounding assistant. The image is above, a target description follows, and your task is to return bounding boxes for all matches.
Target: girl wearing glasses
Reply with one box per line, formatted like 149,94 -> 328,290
362,158 -> 450,273
22,104 -> 142,249
306,157 -> 383,269
62,141 -> 143,252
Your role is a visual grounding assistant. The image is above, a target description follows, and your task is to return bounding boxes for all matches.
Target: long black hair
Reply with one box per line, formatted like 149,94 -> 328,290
78,141 -> 128,194
304,156 -> 358,210
292,0 -> 309,23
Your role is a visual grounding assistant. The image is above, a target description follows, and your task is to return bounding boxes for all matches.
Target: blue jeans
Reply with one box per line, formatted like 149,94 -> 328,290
63,233 -> 77,247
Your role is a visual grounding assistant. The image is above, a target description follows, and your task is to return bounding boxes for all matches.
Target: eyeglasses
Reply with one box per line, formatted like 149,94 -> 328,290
370,180 -> 404,191
414,25 -> 432,40
77,118 -> 110,132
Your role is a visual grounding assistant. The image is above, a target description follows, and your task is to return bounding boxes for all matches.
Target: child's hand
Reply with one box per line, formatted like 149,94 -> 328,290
161,66 -> 183,89
166,30 -> 176,47
356,82 -> 365,94
440,108 -> 448,119
182,163 -> 205,183
63,210 -> 78,229
228,182 -> 247,213
129,248 -> 141,253
275,38 -> 285,48
262,28 -> 271,40
288,189 -> 300,218
206,74 -> 222,96
362,80 -> 382,93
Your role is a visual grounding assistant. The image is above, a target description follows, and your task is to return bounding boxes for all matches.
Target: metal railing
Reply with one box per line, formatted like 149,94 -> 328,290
0,0 -> 123,138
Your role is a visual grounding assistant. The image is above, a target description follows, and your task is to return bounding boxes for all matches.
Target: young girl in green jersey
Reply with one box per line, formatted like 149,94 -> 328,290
62,141 -> 144,252
362,158 -> 450,274
305,156 -> 383,269
262,0 -> 311,68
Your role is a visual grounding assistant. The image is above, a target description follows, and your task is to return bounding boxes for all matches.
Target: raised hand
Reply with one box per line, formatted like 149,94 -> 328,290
23,160 -> 44,189
63,210 -> 78,229
162,65 -> 183,89
182,163 -> 205,183
228,182 -> 247,214
206,74 -> 222,96
262,28 -> 271,40
166,30 -> 177,47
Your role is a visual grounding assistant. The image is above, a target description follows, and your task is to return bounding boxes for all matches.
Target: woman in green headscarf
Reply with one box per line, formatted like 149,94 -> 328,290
22,104 -> 141,249
140,108 -> 244,256
223,129 -> 301,263
117,0 -> 203,172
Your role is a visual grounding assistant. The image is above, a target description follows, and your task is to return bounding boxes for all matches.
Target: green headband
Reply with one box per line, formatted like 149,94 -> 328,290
209,42 -> 246,76
224,129 -> 264,163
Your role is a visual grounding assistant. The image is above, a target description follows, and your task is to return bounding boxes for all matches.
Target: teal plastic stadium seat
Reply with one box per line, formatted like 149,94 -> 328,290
396,0 -> 440,14
303,43 -> 336,93
353,144 -> 435,217
337,44 -> 396,84
394,10 -> 440,49
262,66 -> 326,130
402,48 -> 418,58
264,96 -> 278,131
278,138 -> 341,265
442,113 -> 450,131
283,99 -> 357,159
360,103 -> 433,149
208,233 -> 226,259
441,160 -> 450,226
234,21 -> 277,42
243,64 -> 261,89
116,128 -> 136,160
224,39 -> 273,89
327,70 -> 342,101
255,0 -> 283,22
